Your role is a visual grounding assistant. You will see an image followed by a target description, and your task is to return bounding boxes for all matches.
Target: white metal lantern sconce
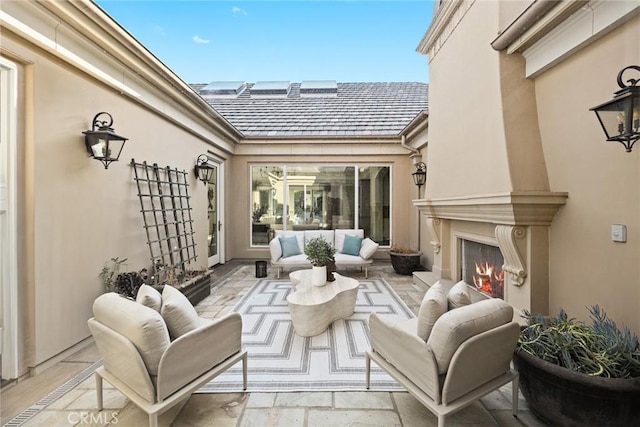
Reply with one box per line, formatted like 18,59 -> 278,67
194,154 -> 213,185
82,112 -> 128,169
590,65 -> 640,153
412,162 -> 427,191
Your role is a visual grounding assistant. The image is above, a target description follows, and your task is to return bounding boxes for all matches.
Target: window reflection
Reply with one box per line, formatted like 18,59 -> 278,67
250,165 -> 390,246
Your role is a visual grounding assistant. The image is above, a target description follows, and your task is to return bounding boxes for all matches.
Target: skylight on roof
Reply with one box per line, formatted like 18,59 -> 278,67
201,81 -> 246,97
250,81 -> 291,97
300,80 -> 338,97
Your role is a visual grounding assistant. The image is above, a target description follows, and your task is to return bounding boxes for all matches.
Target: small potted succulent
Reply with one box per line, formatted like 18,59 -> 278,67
304,237 -> 336,286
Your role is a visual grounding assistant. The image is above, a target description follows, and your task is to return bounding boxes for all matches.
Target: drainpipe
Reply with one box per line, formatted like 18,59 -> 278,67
400,135 -> 422,165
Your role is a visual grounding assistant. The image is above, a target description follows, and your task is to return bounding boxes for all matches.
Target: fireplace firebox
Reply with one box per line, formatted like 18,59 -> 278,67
460,239 -> 504,299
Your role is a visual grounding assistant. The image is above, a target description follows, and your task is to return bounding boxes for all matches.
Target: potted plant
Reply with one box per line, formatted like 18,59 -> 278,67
304,237 -> 336,286
99,257 -> 128,293
514,305 -> 640,427
389,244 -> 422,275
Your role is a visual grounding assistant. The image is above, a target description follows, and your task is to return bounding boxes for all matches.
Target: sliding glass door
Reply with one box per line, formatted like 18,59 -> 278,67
250,164 -> 390,246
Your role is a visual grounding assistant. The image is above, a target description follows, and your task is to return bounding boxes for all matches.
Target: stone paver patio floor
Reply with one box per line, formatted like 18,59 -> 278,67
1,260 -> 548,426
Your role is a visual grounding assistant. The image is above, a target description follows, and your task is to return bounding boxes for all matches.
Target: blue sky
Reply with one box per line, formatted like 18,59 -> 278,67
95,1 -> 434,84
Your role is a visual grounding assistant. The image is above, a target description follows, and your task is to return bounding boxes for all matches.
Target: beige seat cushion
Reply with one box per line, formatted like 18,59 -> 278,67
447,281 -> 472,309
92,292 -> 170,375
160,285 -> 201,340
416,282 -> 448,341
136,284 -> 162,312
427,298 -> 513,375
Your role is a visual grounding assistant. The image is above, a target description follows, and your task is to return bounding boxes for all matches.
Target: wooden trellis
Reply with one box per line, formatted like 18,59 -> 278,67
131,159 -> 197,278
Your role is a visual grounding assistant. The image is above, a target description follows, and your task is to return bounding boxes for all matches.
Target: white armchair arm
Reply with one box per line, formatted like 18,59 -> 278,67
88,319 -> 156,403
156,312 -> 243,401
369,313 -> 441,403
442,321 -> 520,404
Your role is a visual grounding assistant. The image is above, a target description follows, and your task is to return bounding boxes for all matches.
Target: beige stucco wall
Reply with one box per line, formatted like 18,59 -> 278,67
420,0 -> 639,332
1,3 -> 233,372
426,1 -> 512,199
426,0 -> 549,199
534,16 -> 640,332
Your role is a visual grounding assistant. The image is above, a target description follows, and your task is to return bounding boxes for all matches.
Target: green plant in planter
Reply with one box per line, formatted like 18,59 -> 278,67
99,257 -> 128,293
518,305 -> 640,378
304,237 -> 336,267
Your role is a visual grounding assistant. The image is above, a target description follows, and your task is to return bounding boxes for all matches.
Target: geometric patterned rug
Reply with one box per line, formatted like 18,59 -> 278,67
197,276 -> 415,393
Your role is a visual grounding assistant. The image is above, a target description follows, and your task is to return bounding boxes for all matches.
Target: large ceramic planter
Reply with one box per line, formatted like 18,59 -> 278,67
389,251 -> 422,275
513,350 -> 640,427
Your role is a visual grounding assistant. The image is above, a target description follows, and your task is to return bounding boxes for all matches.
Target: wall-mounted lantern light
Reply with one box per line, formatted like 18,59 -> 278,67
412,162 -> 427,190
82,112 -> 128,169
194,154 -> 213,185
590,65 -> 640,153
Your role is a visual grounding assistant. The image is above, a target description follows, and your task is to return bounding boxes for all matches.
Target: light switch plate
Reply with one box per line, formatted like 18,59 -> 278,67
611,224 -> 627,243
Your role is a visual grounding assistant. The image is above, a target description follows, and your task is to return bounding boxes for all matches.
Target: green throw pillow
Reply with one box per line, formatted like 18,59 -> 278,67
342,234 -> 363,256
279,235 -> 302,258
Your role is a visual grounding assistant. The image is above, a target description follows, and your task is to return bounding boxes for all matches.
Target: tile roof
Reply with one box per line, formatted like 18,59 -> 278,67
191,82 -> 428,138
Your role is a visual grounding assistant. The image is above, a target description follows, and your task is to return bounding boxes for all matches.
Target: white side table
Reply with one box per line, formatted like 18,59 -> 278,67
287,270 -> 359,337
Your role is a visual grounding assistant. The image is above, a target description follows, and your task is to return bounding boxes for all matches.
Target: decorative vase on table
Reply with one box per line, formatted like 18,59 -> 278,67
311,266 -> 327,287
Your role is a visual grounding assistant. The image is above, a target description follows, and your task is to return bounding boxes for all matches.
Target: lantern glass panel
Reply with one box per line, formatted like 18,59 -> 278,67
594,97 -> 629,140
593,91 -> 640,141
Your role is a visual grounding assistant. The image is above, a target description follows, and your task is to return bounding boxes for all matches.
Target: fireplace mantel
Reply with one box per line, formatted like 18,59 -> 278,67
413,191 -> 568,226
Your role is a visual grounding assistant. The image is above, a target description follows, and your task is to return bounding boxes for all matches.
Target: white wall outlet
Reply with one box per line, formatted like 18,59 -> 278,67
611,224 -> 627,243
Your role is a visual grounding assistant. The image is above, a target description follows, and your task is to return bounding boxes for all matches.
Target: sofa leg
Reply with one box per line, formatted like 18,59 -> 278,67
242,352 -> 248,391
365,353 -> 371,389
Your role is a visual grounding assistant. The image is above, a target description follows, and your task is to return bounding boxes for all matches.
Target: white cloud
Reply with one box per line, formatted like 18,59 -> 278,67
193,35 -> 211,44
232,6 -> 247,15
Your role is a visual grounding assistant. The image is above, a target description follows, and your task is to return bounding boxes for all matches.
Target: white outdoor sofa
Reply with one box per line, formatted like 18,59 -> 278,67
269,229 -> 379,278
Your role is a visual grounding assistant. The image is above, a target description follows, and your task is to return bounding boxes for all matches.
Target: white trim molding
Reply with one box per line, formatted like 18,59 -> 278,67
521,0 -> 640,77
413,191 -> 568,226
416,0 -> 476,60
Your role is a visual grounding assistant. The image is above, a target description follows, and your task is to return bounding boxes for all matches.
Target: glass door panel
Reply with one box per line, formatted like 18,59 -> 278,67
207,164 -> 220,266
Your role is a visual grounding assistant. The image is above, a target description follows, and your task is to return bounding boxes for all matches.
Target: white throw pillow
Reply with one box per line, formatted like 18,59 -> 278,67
416,282 -> 448,341
136,284 -> 162,312
447,281 -> 472,309
160,285 -> 201,340
359,238 -> 379,259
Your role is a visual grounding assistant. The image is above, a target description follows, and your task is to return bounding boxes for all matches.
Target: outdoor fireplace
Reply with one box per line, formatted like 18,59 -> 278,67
415,191 -> 568,314
460,239 -> 504,299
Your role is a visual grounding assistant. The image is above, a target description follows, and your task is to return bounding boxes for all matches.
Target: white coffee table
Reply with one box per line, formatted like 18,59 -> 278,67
287,270 -> 359,337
